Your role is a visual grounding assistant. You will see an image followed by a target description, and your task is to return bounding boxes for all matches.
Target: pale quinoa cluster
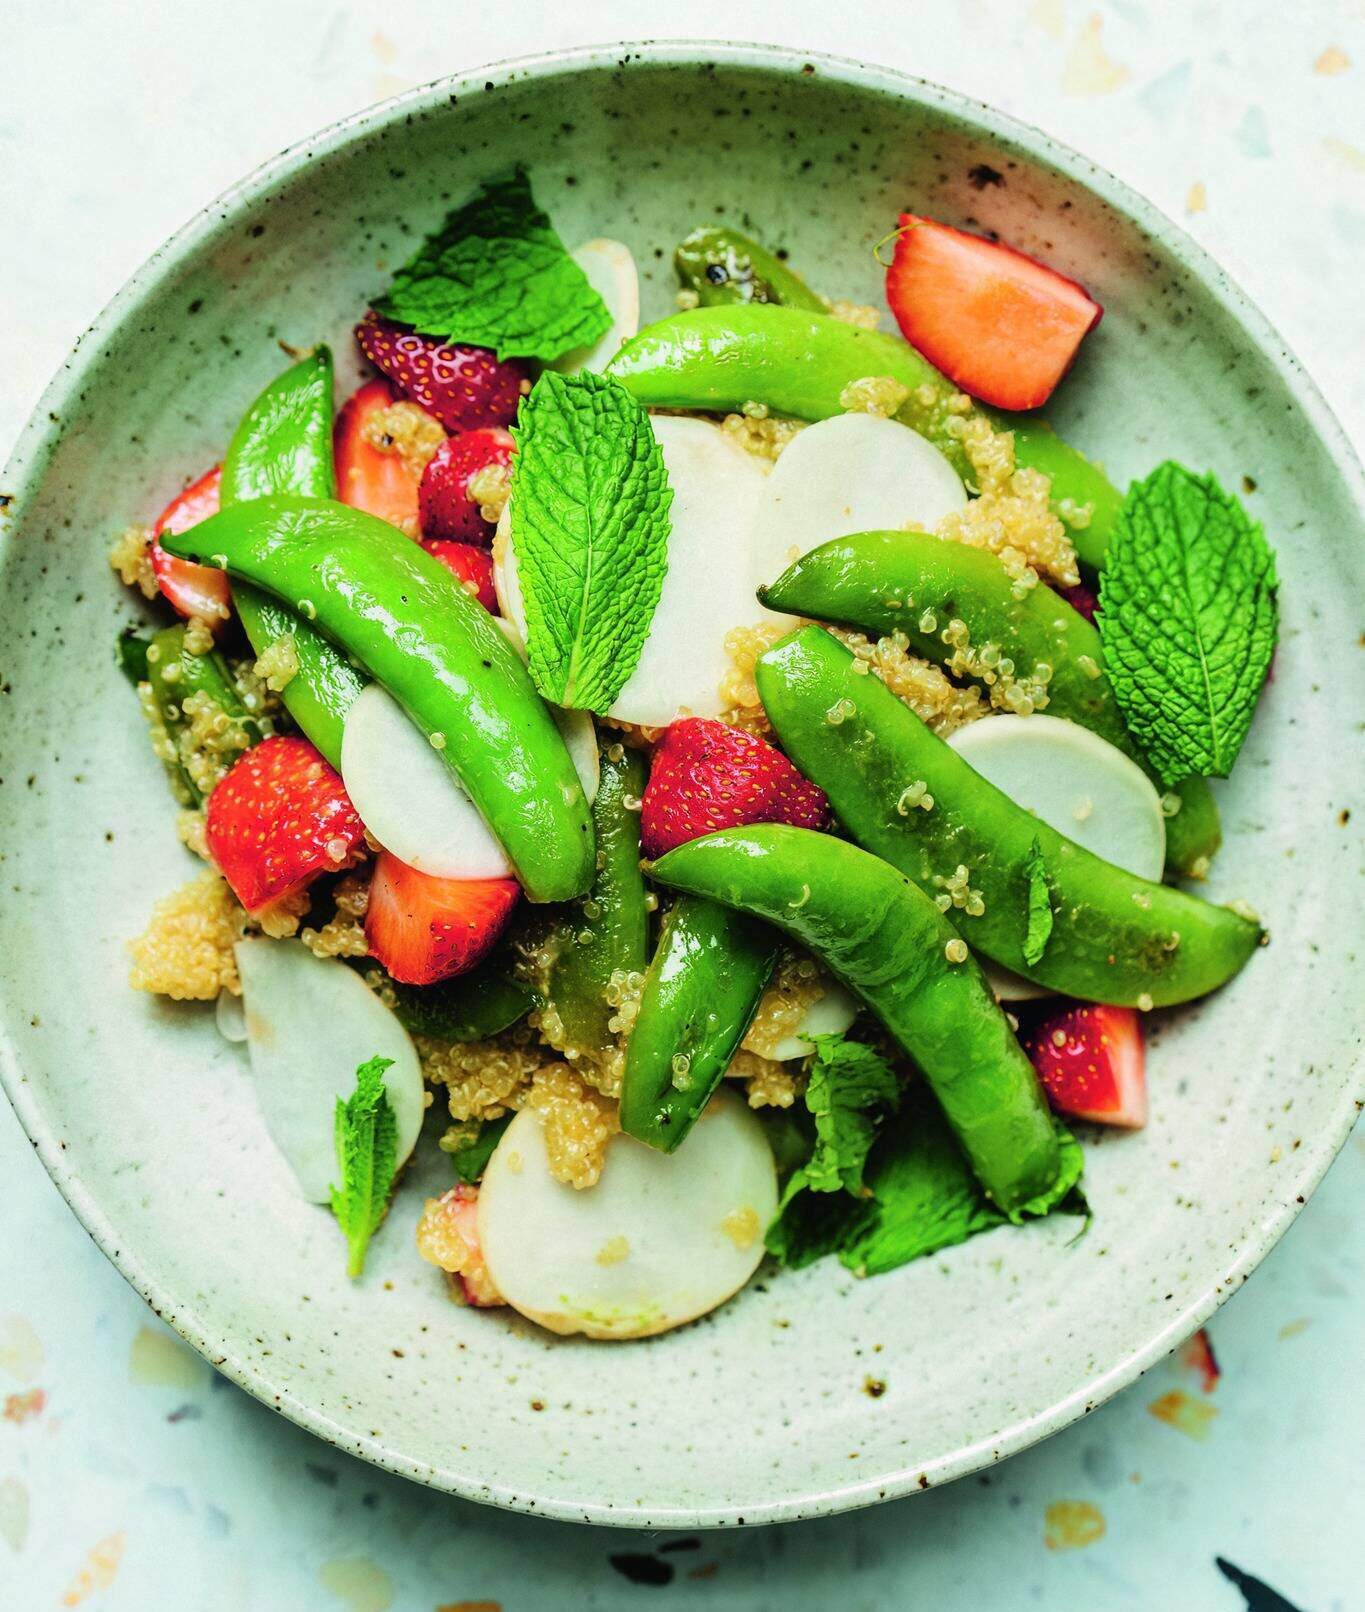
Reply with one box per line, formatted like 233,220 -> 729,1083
108,524 -> 159,599
467,461 -> 511,524
415,1187 -> 502,1304
300,871 -> 371,960
252,635 -> 299,692
361,400 -> 446,482
728,1048 -> 805,1110
838,375 -> 910,418
741,952 -> 825,1060
720,402 -> 806,464
824,298 -> 881,330
128,870 -> 246,1000
827,628 -> 986,737
525,1063 -> 621,1189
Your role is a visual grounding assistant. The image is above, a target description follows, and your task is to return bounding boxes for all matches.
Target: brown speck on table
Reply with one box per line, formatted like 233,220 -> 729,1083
967,163 -> 1005,189
863,1377 -> 887,1398
530,1399 -> 545,1412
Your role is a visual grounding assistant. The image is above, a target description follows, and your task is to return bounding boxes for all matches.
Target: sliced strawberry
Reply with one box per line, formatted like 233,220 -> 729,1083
1021,1002 -> 1146,1128
422,540 -> 498,613
418,427 -> 514,544
150,465 -> 232,622
1180,1328 -> 1221,1393
366,851 -> 519,985
356,312 -> 527,433
886,215 -> 1102,410
334,378 -> 444,537
640,718 -> 829,859
206,736 -> 366,914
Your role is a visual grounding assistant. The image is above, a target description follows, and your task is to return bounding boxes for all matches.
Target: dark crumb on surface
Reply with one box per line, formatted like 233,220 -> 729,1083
530,1399 -> 545,1411
658,1537 -> 700,1553
609,1553 -> 675,1587
1242,474 -> 1258,493
863,1377 -> 887,1398
967,163 -> 1005,189
1339,808 -> 1351,825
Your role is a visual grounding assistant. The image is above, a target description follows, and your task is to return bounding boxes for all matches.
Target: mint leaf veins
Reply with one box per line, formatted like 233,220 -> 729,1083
510,370 -> 672,712
374,168 -> 611,362
329,1055 -> 399,1278
1098,462 -> 1278,786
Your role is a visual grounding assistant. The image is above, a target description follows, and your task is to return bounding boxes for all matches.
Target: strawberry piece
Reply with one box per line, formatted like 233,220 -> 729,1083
1059,579 -> 1099,623
418,427 -> 515,544
365,851 -> 519,985
334,378 -> 439,537
422,540 -> 498,613
1021,1002 -> 1146,1128
355,312 -> 527,433
1180,1328 -> 1221,1393
640,718 -> 829,858
150,465 -> 232,623
886,215 -> 1102,410
205,736 -> 366,914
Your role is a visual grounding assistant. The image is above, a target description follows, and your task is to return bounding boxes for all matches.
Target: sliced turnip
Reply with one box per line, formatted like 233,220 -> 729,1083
215,988 -> 248,1044
750,412 -> 966,568
234,937 -> 423,1202
948,714 -> 1167,1001
497,416 -> 775,727
341,682 -> 515,880
552,239 -> 640,374
478,1091 -> 777,1339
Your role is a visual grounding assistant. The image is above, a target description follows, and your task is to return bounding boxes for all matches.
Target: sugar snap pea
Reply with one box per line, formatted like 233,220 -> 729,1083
605,304 -> 1120,573
221,349 -> 366,767
160,495 -> 595,903
675,226 -> 827,312
143,623 -> 259,805
756,627 -> 1261,1006
758,529 -> 1220,876
545,744 -> 651,1052
618,896 -> 781,1153
650,825 -> 1066,1216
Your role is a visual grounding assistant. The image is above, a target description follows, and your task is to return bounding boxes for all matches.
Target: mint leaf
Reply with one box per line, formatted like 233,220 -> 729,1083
1098,462 -> 1278,786
329,1055 -> 399,1278
374,169 -> 610,362
510,370 -> 671,712
792,1034 -> 902,1198
1021,838 -> 1053,967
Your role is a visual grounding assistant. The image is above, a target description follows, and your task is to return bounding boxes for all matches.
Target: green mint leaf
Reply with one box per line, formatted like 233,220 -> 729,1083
329,1055 -> 399,1278
1021,837 -> 1053,967
1097,462 -> 1278,786
796,1034 -> 903,1198
510,370 -> 672,712
373,168 -> 611,362
765,1034 -> 902,1262
447,1113 -> 513,1185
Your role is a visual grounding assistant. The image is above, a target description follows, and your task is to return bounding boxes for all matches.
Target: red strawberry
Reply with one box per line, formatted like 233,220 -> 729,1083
886,215 -> 1102,411
422,540 -> 498,613
418,427 -> 515,544
640,718 -> 829,858
366,851 -> 519,985
150,465 -> 232,622
334,378 -> 439,537
1059,580 -> 1099,623
206,736 -> 366,914
1021,1003 -> 1146,1128
355,312 -> 527,433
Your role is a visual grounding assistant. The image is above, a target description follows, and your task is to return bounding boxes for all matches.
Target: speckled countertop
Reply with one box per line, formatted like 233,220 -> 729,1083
1,3 -> 1361,1608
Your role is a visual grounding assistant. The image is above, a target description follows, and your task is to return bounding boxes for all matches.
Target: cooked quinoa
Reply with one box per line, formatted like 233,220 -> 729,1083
719,403 -> 806,464
253,636 -> 299,692
300,872 -> 370,960
128,871 -> 245,1000
839,375 -> 910,417
742,952 -> 826,1060
467,461 -> 511,524
415,1188 -> 503,1304
728,1049 -> 805,1109
525,1063 -> 621,1189
825,297 -> 881,330
828,627 -> 985,737
107,524 -> 158,599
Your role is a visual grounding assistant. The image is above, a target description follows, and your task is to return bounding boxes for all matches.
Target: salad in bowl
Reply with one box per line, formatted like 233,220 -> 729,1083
110,168 -> 1275,1341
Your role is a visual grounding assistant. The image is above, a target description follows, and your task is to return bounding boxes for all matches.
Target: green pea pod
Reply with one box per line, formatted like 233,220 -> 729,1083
675,226 -> 827,312
650,826 -> 1065,1218
221,348 -> 366,767
144,623 -> 258,805
619,895 -> 781,1153
605,305 -> 1118,573
756,627 -> 1261,1006
160,495 -> 595,903
546,745 -> 650,1052
758,530 -> 1219,877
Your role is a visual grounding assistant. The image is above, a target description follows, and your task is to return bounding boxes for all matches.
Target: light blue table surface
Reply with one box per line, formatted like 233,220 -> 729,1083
1,3 -> 1361,1607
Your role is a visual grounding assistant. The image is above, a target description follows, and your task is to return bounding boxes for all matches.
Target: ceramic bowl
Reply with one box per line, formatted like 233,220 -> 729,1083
1,43 -> 1361,1528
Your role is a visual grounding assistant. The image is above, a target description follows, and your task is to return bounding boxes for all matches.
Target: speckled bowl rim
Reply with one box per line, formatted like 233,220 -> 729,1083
2,39 -> 1362,1529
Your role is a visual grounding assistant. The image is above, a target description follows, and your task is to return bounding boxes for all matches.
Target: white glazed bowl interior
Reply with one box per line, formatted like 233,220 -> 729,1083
1,44 -> 1362,1527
